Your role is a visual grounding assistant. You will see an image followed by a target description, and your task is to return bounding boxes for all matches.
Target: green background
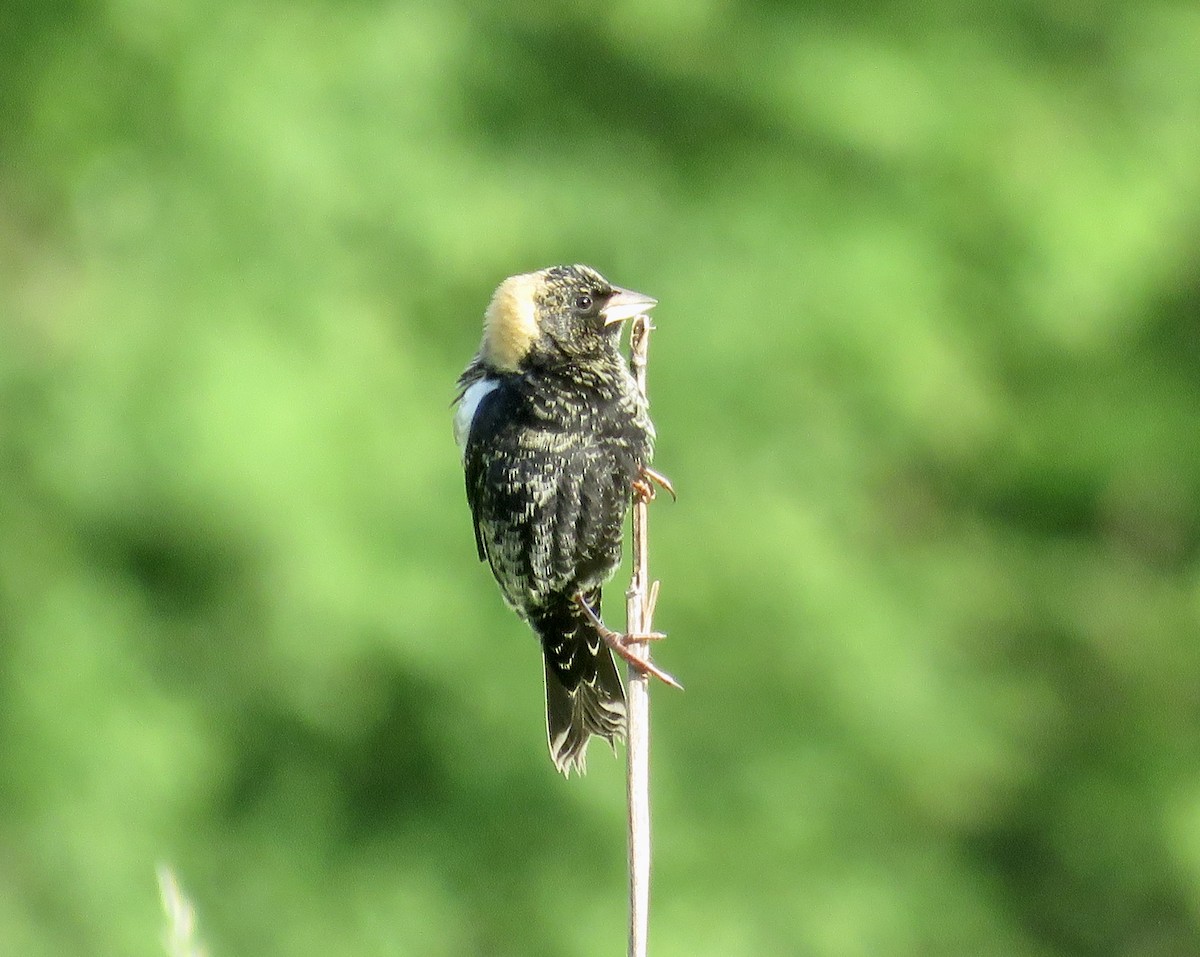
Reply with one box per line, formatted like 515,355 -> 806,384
3,1 -> 1199,954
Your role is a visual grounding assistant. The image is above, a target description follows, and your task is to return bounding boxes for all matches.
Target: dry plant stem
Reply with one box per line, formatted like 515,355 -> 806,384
626,313 -> 654,957
157,865 -> 209,957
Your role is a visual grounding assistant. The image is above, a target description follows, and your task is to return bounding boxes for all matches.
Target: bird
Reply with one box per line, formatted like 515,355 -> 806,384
453,264 -> 668,775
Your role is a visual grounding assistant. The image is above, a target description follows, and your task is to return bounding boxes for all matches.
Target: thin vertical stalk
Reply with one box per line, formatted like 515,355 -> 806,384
625,314 -> 653,957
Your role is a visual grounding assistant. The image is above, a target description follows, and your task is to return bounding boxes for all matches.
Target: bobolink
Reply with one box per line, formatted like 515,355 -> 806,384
454,264 -> 663,775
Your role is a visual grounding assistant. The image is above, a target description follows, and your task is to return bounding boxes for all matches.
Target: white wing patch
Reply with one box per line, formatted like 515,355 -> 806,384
453,378 -> 499,455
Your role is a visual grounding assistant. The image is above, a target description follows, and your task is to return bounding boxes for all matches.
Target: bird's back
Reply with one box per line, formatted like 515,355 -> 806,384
464,370 -> 651,616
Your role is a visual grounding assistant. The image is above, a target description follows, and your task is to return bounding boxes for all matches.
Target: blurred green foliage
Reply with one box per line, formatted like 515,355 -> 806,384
2,0 -> 1199,955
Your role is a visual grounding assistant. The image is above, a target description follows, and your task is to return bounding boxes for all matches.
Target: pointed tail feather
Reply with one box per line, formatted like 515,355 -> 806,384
543,649 -> 626,776
534,594 -> 627,776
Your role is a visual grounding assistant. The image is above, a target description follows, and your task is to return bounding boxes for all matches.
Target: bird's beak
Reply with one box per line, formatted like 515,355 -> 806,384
602,287 -> 658,326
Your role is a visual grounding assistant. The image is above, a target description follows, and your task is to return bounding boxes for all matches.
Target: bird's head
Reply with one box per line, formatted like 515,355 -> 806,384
480,264 -> 656,373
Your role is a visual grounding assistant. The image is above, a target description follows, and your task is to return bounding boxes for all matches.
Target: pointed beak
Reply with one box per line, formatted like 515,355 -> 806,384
602,286 -> 657,326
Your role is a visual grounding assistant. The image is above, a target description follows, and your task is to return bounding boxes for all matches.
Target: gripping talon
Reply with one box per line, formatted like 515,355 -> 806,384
574,595 -> 683,690
640,466 -> 676,502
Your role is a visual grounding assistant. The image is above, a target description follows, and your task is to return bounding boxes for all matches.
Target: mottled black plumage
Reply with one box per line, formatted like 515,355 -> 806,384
454,264 -> 656,775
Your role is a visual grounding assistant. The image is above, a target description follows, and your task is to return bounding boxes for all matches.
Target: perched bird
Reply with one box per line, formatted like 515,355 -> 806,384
454,264 -> 660,775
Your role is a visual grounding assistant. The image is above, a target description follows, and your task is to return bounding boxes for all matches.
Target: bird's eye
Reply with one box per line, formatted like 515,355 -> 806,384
574,293 -> 594,313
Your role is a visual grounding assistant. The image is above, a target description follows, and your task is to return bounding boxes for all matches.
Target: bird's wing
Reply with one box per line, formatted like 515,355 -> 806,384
461,385 -> 502,564
453,375 -> 498,455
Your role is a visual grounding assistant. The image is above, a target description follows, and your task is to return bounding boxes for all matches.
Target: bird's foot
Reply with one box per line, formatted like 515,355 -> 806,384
574,595 -> 683,690
633,466 -> 676,504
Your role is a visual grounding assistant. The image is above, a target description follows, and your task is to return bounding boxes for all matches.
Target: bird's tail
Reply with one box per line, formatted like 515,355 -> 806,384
534,592 -> 627,776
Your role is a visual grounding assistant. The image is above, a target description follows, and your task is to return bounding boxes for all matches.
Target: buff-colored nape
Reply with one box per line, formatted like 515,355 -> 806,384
481,272 -> 541,372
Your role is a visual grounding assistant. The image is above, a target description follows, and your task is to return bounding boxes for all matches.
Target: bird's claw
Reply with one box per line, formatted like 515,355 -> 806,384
574,595 -> 683,690
633,466 -> 677,504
